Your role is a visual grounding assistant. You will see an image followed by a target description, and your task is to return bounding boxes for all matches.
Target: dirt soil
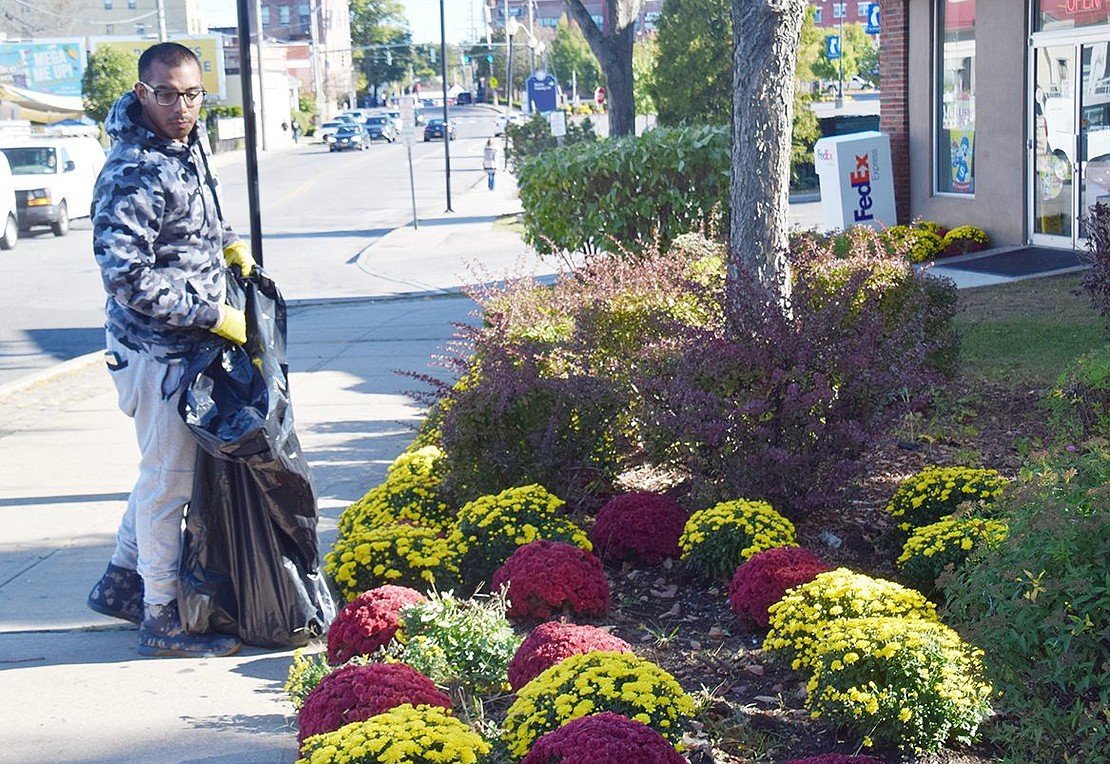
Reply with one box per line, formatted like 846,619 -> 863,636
590,375 -> 1050,764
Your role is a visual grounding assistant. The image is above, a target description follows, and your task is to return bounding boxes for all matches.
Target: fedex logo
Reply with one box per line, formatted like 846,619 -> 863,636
849,152 -> 874,222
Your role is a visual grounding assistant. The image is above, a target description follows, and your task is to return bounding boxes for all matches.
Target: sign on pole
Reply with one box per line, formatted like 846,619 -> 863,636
866,4 -> 881,34
826,35 -> 841,60
549,110 -> 566,138
526,73 -> 557,114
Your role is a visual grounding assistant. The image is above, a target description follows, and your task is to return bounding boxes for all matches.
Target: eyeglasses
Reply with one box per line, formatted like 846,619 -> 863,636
139,81 -> 206,107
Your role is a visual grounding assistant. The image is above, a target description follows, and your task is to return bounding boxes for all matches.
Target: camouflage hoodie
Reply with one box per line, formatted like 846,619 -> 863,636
93,90 -> 238,361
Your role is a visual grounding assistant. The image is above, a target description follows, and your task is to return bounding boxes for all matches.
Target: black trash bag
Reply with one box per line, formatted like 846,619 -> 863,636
178,267 -> 336,648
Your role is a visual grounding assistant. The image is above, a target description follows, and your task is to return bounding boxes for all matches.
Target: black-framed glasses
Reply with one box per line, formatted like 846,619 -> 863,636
139,81 -> 206,107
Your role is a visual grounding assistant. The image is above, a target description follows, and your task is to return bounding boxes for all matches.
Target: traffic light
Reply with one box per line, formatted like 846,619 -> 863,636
463,54 -> 471,63
486,54 -> 494,62
385,50 -> 392,65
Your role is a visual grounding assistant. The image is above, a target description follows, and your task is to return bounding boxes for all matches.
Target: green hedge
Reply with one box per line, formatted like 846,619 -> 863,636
516,125 -> 730,256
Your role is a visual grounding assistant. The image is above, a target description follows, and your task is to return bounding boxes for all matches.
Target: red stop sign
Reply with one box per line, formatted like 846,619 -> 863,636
594,86 -> 606,105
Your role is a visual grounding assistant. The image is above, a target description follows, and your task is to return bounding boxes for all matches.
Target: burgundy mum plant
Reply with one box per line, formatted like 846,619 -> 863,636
296,662 -> 450,745
785,755 -> 885,764
520,711 -> 686,764
590,491 -> 688,564
492,540 -> 611,620
508,620 -> 633,691
326,585 -> 426,665
728,546 -> 831,627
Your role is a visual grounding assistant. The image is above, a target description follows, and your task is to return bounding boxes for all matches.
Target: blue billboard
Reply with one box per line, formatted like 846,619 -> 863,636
0,41 -> 86,97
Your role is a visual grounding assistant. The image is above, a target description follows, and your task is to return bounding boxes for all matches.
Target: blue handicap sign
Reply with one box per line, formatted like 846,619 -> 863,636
826,35 -> 841,60
866,3 -> 881,34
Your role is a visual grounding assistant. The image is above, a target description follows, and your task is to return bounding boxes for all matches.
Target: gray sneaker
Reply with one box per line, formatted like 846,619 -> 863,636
87,563 -> 144,624
138,600 -> 241,658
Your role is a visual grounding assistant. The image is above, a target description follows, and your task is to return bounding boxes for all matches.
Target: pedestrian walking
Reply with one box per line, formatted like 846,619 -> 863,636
87,41 -> 254,659
291,121 -> 300,143
483,138 -> 497,191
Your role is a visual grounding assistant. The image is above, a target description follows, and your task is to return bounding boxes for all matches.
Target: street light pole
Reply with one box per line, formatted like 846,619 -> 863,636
504,11 -> 518,121
235,0 -> 264,264
439,0 -> 453,213
836,10 -> 844,109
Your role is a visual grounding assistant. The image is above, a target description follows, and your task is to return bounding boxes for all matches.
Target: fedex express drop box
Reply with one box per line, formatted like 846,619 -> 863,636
813,131 -> 896,231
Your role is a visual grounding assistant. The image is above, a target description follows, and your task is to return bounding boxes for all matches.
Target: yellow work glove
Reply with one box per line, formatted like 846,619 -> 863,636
223,240 -> 255,277
211,304 -> 247,345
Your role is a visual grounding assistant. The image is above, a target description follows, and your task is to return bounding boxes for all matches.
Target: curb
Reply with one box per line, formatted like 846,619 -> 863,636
0,350 -> 104,403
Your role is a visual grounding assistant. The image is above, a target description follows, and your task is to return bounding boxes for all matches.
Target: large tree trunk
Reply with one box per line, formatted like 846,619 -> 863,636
565,0 -> 643,137
729,0 -> 807,309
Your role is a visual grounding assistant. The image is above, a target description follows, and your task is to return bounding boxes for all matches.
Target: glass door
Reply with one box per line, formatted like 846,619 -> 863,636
1032,38 -> 1110,247
1079,41 -> 1110,240
1032,44 -> 1076,245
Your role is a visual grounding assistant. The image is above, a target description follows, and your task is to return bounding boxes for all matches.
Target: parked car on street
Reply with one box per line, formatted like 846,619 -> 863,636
327,124 -> 370,151
317,121 -> 347,142
0,153 -> 18,250
364,114 -> 398,143
423,118 -> 457,141
494,112 -> 527,136
0,136 -> 105,237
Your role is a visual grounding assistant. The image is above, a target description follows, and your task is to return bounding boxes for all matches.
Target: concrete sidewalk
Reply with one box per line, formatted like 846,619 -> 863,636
0,174 -> 529,764
0,166 -> 1063,763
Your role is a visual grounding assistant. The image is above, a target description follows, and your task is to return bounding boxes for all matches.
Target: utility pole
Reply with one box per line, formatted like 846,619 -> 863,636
439,0 -> 453,213
527,0 -> 534,74
309,0 -> 325,122
156,0 -> 167,40
253,0 -> 268,150
836,8 -> 844,109
235,0 -> 264,264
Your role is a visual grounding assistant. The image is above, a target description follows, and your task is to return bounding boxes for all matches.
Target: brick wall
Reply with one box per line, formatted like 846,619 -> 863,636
879,0 -> 910,223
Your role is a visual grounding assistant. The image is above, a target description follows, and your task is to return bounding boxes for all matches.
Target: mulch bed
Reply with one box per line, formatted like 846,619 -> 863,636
587,378 -> 1048,763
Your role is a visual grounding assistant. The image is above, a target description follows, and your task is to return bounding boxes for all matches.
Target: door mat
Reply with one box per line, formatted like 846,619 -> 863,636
942,247 -> 1086,277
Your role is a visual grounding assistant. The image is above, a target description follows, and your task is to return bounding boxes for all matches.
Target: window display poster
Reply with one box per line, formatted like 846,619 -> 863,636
950,129 -> 975,193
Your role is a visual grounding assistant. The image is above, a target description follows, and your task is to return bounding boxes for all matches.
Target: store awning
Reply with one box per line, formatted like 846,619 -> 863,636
0,82 -> 85,124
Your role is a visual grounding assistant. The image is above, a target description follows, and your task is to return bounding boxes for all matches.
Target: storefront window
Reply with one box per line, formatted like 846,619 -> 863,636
937,0 -> 975,194
1038,1 -> 1110,32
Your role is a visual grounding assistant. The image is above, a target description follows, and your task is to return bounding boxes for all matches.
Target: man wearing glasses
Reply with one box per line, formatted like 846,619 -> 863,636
88,42 -> 254,658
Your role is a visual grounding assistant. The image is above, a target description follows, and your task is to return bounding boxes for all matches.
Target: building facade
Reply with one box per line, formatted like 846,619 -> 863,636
2,0 -> 205,38
245,0 -> 353,115
491,1 -> 663,37
881,0 -> 1110,252
811,0 -> 880,29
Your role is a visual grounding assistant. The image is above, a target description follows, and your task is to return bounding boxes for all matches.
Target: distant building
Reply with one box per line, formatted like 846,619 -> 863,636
2,0 -> 352,121
216,0 -> 354,118
810,0 -> 877,29
489,1 -> 663,37
1,0 -> 205,38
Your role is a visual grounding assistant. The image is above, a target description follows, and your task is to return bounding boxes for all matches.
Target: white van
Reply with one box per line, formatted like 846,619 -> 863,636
0,136 -> 105,237
0,153 -> 17,250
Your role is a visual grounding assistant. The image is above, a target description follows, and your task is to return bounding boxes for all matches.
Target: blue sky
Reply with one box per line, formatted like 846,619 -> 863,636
201,0 -> 478,44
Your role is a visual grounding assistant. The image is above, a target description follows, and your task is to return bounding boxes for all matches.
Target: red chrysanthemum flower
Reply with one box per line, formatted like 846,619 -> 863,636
325,585 -> 426,665
492,540 -> 610,621
520,711 -> 686,763
508,620 -> 633,691
590,492 -> 689,565
785,755 -> 885,764
728,546 -> 831,627
296,662 -> 450,745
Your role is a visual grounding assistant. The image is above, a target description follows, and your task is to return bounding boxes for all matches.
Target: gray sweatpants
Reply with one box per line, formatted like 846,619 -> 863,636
105,334 -> 196,607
